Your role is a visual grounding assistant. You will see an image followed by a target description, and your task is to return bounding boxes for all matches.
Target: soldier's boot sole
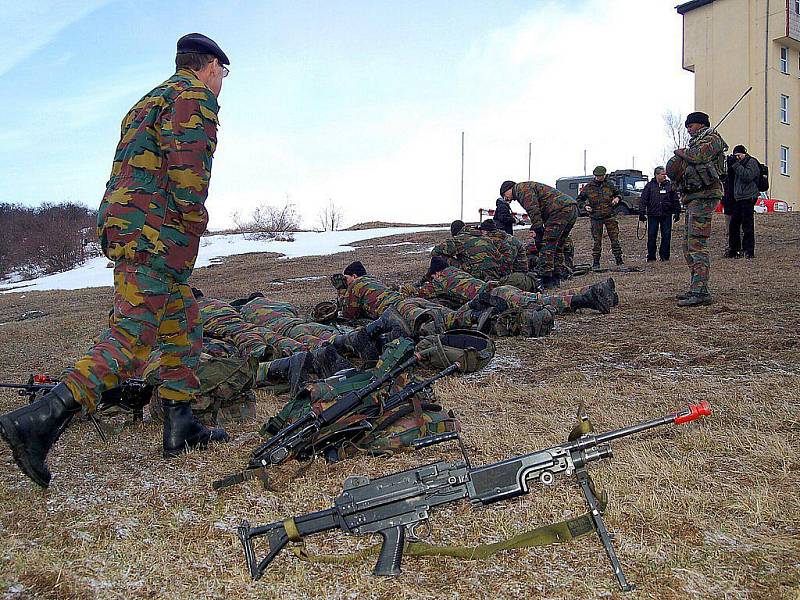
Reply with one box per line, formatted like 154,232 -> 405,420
677,294 -> 713,307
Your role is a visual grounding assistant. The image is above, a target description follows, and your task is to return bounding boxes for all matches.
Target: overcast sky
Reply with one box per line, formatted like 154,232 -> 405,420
1,0 -> 694,230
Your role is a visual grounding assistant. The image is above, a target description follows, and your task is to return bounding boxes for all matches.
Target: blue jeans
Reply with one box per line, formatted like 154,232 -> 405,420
647,215 -> 673,260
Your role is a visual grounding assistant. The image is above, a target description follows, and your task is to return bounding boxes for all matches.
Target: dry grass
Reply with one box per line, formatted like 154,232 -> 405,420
0,215 -> 798,599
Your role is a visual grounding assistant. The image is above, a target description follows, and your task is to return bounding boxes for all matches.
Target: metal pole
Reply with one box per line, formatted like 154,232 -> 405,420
528,142 -> 532,180
460,131 -> 464,221
632,156 -> 635,169
764,0 -> 770,167
583,149 -> 587,176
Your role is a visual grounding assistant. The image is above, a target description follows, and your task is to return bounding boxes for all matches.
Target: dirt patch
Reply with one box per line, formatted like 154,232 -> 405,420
0,214 -> 798,599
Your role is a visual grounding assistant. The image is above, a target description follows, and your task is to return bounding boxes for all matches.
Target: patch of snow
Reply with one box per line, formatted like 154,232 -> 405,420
0,226 -> 445,294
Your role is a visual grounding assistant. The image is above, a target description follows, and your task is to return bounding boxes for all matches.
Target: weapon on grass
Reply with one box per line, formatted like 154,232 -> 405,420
237,401 -> 712,592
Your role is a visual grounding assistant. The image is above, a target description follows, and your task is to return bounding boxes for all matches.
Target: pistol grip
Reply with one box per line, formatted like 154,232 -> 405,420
373,525 -> 405,576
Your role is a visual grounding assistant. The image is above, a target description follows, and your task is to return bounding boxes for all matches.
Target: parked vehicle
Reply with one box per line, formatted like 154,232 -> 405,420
556,169 -> 648,216
715,193 -> 793,213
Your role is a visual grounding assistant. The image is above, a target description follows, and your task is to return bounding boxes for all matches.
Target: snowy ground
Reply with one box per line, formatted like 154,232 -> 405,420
0,226 -> 443,294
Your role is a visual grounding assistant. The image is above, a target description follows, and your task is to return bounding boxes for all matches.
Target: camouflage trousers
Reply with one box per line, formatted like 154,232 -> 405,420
535,205 -> 577,275
63,261 -> 202,411
393,298 -> 474,335
590,217 -> 622,260
683,197 -> 716,295
240,300 -> 338,348
204,314 -> 304,359
490,283 -> 593,315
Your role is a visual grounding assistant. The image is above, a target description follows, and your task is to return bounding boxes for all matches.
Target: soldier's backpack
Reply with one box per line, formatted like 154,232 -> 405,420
261,339 -> 459,461
415,330 -> 495,374
757,162 -> 770,192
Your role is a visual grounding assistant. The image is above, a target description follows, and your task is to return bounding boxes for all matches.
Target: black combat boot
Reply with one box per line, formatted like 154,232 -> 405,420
475,307 -> 496,334
539,272 -> 560,290
614,254 -> 624,266
570,284 -> 612,314
591,257 -> 601,271
606,277 -> 619,306
308,345 -> 353,377
266,352 -> 314,397
362,308 -> 413,341
466,290 -> 492,311
0,383 -> 82,488
162,400 -> 230,458
331,328 -> 379,362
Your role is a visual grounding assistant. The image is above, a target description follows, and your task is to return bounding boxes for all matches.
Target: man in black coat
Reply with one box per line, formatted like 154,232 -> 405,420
493,196 -> 515,235
728,144 -> 760,258
638,166 -> 681,261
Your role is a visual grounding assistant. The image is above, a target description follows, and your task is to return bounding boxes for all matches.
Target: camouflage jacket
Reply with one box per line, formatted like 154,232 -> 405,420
412,266 -> 490,306
576,180 -> 621,220
197,297 -> 242,338
97,69 -> 219,281
239,298 -> 300,327
673,127 -> 727,202
430,228 -> 503,281
483,230 -> 527,275
339,276 -> 403,320
512,182 -> 577,230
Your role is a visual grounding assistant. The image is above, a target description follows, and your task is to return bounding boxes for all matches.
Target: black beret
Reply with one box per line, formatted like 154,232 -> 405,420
500,180 -> 516,196
427,256 -> 449,276
732,144 -> 747,154
343,261 -> 367,277
450,220 -> 465,237
685,111 -> 710,127
478,219 -> 497,232
177,33 -> 230,66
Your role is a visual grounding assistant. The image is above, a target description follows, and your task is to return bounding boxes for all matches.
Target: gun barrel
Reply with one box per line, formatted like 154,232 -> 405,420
592,402 -> 712,446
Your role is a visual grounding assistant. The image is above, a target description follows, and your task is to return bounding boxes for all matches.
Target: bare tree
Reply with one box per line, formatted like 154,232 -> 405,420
234,200 -> 300,241
318,198 -> 344,232
663,110 -> 691,152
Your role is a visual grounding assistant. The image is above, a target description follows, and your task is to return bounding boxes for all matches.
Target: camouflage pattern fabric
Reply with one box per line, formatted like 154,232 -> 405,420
411,266 -> 491,306
430,228 -> 504,281
483,230 -> 528,275
489,284 -> 591,315
535,205 -> 578,275
198,297 -> 305,359
63,262 -> 202,411
511,182 -> 577,231
577,179 -> 621,221
97,69 -> 219,283
590,217 -> 622,261
683,197 -> 717,295
338,275 -> 473,335
240,298 -> 339,347
673,127 -> 727,203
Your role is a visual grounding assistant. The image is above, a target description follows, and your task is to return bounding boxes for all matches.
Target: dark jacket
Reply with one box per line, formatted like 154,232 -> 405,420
639,178 -> 680,218
494,197 -> 515,235
730,155 -> 760,201
721,156 -> 736,214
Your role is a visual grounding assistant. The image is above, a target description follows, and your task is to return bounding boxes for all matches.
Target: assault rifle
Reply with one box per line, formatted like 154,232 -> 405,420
0,375 -> 152,442
213,357 -> 460,490
237,401 -> 712,591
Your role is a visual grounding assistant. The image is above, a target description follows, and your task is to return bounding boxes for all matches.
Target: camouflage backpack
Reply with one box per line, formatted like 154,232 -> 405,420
146,353 -> 259,427
261,338 -> 459,461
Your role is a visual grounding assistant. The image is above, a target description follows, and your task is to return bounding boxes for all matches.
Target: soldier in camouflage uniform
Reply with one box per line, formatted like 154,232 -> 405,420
237,295 -> 381,361
478,220 -> 528,275
576,166 -> 624,270
430,220 -> 504,281
500,180 -> 578,289
0,34 -> 231,488
405,258 -> 616,315
666,111 -> 727,307
335,261 -> 491,337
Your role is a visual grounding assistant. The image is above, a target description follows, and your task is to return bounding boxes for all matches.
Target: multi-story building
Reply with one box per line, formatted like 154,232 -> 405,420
678,0 -> 799,209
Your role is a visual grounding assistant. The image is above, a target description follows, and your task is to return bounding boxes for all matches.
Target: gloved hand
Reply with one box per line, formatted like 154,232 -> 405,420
673,212 -> 681,223
638,214 -> 647,222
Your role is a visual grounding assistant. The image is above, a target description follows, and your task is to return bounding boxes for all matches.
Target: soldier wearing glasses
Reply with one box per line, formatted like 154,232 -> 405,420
0,33 -> 231,489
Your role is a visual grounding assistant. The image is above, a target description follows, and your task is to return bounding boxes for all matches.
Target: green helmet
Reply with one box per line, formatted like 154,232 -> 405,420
593,165 -> 607,176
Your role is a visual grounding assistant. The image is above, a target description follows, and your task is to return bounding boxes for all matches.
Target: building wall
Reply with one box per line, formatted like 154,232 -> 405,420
682,0 -> 800,209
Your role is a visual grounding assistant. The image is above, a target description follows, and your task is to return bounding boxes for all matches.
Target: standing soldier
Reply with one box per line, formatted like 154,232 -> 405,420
577,166 -> 624,270
500,180 -> 577,289
666,111 -> 728,307
0,33 -> 231,489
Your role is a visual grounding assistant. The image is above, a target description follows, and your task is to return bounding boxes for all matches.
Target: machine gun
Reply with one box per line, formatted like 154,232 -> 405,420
214,356 -> 459,490
0,375 -> 152,442
237,401 -> 711,591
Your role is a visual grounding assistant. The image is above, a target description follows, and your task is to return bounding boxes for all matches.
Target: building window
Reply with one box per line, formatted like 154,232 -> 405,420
796,0 -> 800,14
781,94 -> 790,123
780,146 -> 789,176
781,47 -> 789,74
